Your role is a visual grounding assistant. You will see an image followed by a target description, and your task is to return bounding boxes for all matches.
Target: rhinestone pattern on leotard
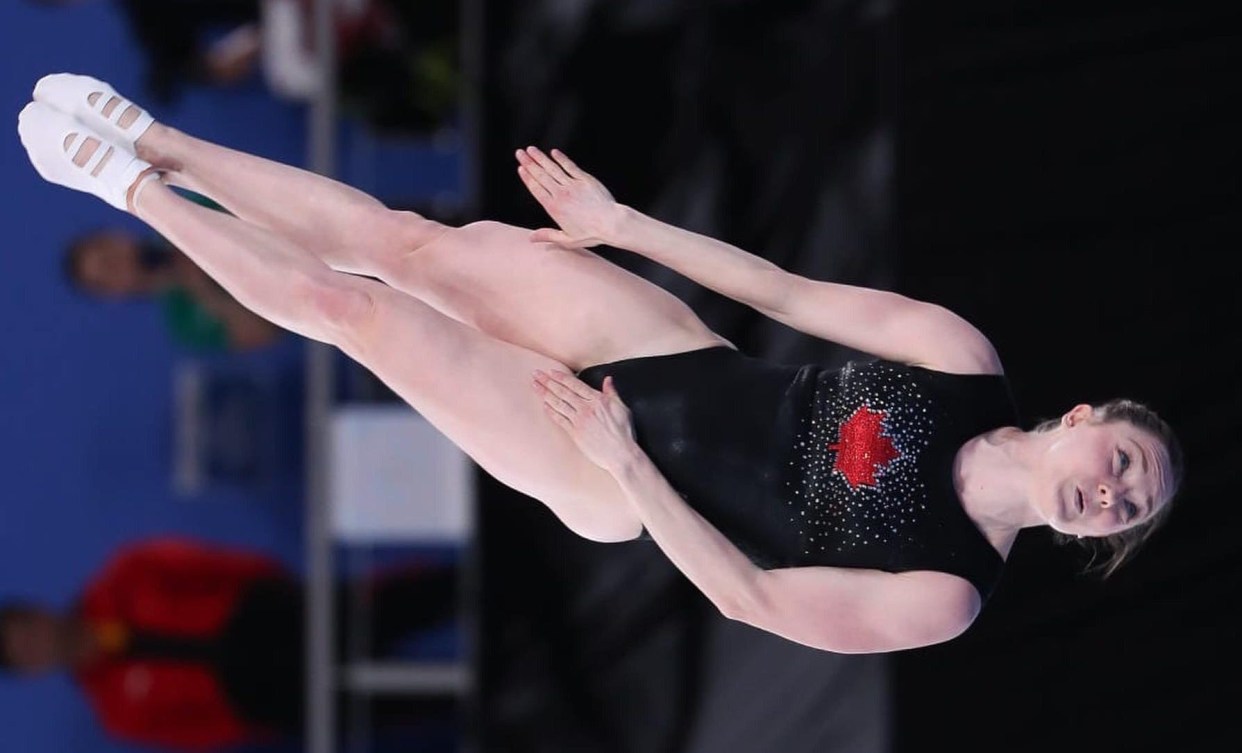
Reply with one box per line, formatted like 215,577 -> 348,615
786,360 -> 938,557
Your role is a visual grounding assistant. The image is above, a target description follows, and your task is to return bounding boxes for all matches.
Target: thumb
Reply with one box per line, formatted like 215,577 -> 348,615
530,228 -> 573,245
604,375 -> 619,395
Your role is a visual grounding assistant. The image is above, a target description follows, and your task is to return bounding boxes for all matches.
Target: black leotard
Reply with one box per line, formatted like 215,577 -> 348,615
576,346 -> 1021,600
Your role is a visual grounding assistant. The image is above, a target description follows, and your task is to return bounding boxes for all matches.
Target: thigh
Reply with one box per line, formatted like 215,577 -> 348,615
339,278 -> 643,543
377,220 -> 735,370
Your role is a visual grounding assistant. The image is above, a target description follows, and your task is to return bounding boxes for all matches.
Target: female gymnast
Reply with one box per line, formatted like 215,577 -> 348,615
17,73 -> 1183,654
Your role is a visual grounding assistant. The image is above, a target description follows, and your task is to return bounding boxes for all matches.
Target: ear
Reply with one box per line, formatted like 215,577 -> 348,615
1062,403 -> 1094,428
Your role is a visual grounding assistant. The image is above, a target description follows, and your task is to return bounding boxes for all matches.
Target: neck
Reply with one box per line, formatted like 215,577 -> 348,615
954,427 -> 1044,551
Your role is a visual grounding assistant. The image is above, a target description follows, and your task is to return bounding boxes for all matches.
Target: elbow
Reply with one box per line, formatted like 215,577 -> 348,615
813,623 -> 966,655
716,593 -> 754,623
893,604 -> 978,651
717,574 -> 770,623
760,269 -> 799,316
717,601 -> 744,622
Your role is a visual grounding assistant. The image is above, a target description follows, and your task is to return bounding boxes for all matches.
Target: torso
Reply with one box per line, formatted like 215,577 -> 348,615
577,348 -> 1023,601
776,359 -> 1018,595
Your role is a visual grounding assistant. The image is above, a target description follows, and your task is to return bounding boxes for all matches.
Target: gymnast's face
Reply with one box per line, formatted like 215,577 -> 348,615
1035,404 -> 1172,538
72,230 -> 147,297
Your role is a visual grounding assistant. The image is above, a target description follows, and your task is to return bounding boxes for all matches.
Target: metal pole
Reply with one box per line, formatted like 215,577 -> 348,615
458,1 -> 485,750
306,1 -> 338,752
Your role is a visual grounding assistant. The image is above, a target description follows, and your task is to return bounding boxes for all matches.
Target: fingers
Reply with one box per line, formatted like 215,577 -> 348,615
516,163 -> 553,202
534,369 -> 596,402
515,152 -> 561,204
534,384 -> 576,431
525,146 -> 573,184
533,375 -> 576,415
550,148 -> 588,180
530,228 -> 578,248
533,373 -> 579,429
534,370 -> 625,441
542,402 -> 573,429
517,146 -> 572,186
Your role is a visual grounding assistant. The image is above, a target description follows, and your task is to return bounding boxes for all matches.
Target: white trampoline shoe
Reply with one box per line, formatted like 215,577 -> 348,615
18,100 -> 156,212
33,72 -> 155,153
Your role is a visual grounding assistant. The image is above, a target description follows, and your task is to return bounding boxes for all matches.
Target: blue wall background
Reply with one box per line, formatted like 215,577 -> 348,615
0,3 -> 445,750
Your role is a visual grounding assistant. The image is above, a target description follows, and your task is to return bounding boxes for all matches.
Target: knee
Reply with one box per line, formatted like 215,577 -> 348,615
367,209 -> 453,275
555,502 -> 646,544
571,518 -> 646,544
297,274 -> 375,337
388,209 -> 452,252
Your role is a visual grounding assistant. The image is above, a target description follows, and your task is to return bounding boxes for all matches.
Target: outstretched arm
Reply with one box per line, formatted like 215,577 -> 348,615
610,449 -> 979,653
516,147 -> 1001,373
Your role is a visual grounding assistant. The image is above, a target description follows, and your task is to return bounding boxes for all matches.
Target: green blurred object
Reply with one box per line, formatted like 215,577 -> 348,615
160,286 -> 231,351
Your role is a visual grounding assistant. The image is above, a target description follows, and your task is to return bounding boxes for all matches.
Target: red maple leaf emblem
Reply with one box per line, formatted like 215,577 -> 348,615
827,406 -> 900,489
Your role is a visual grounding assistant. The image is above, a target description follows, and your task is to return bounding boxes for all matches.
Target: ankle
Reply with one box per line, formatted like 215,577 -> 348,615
126,167 -> 163,214
134,122 -> 178,170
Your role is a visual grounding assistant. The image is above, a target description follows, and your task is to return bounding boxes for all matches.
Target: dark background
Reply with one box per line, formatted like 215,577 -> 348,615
475,1 -> 1240,752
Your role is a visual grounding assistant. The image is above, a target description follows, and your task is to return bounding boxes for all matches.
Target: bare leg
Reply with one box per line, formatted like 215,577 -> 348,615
132,179 -> 642,542
135,125 -> 733,369
136,123 -> 447,276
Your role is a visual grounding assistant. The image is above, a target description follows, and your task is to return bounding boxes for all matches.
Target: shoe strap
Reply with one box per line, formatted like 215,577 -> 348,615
82,140 -> 115,176
63,130 -> 114,177
88,89 -> 140,129
64,131 -> 88,161
64,130 -> 114,177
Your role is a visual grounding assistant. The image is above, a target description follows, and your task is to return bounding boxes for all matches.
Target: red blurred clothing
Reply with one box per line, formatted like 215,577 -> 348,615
73,538 -> 289,751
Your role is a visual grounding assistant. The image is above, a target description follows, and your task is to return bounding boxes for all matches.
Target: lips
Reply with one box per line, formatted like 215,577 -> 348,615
1075,488 -> 1085,515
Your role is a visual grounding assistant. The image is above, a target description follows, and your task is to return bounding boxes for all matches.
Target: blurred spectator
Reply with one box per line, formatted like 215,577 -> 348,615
63,194 -> 287,353
0,536 -> 460,751
31,0 -> 462,136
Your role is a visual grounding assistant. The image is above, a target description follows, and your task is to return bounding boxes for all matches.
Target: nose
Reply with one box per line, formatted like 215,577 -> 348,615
1097,483 -> 1114,508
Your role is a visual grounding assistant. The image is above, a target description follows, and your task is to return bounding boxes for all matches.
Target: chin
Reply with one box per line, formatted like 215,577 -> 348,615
1047,503 -> 1073,534
1049,510 -> 1085,538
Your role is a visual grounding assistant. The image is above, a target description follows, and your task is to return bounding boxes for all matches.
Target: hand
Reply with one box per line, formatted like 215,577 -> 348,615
533,369 -> 638,474
515,146 -> 623,249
